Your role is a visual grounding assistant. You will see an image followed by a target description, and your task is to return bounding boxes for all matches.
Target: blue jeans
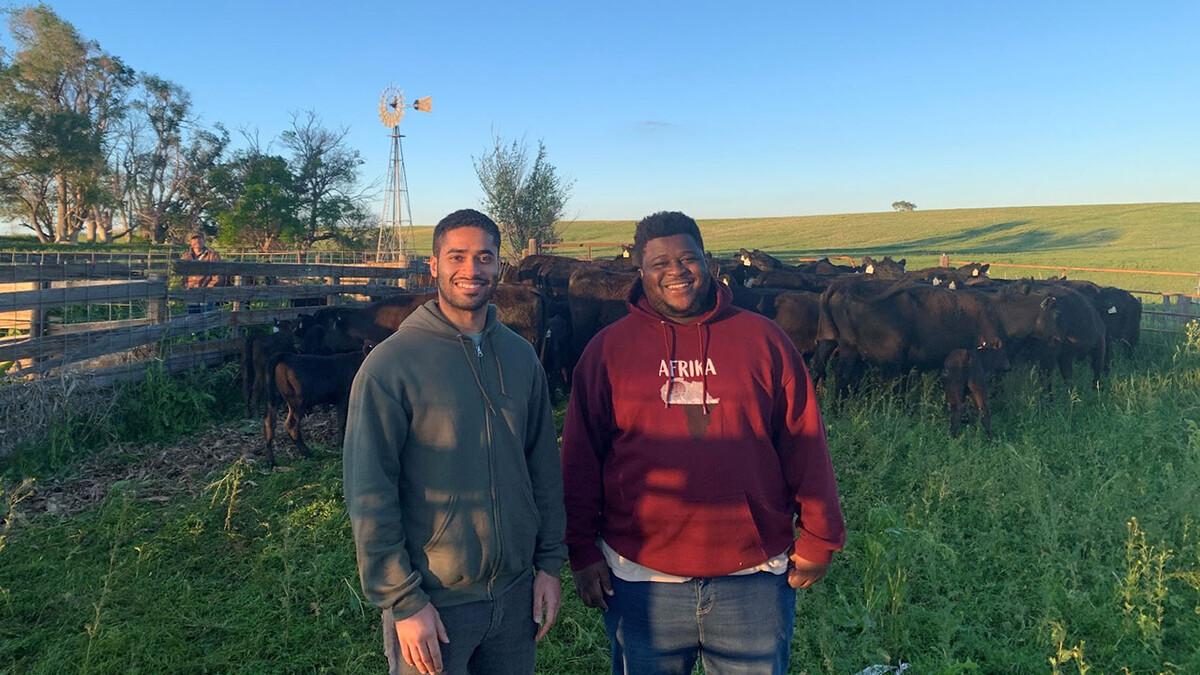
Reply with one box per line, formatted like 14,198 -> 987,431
602,572 -> 796,675
383,574 -> 537,675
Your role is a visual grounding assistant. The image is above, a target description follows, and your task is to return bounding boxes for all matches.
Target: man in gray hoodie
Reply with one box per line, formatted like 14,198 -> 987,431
344,209 -> 567,675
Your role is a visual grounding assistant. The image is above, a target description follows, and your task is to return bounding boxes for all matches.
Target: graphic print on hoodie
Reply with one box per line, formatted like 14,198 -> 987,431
659,357 -> 720,440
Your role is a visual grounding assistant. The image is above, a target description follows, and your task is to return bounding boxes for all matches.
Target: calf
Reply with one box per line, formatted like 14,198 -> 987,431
941,347 -> 1010,439
263,350 -> 366,467
241,319 -> 298,418
540,313 -> 572,402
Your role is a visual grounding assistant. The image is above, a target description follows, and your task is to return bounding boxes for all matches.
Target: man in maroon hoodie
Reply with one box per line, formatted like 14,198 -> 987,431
561,211 -> 845,674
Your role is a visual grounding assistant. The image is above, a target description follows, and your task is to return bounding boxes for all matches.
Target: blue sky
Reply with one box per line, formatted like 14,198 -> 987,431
7,0 -> 1199,226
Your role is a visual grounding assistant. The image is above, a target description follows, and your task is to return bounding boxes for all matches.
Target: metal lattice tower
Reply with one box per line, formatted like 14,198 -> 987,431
375,86 -> 431,265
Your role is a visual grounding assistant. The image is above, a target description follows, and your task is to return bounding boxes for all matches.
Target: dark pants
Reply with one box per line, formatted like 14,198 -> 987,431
383,574 -> 537,675
602,572 -> 796,675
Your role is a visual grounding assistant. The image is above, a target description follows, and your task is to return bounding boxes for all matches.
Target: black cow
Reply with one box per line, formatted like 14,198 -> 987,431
729,284 -> 821,357
566,266 -> 637,363
738,248 -> 788,271
263,349 -> 366,467
815,278 -> 1006,399
515,254 -> 592,301
750,268 -> 832,293
1000,281 -> 1107,390
859,256 -> 907,280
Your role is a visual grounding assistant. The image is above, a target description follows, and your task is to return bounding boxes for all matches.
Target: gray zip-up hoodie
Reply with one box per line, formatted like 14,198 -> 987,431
343,300 -> 567,620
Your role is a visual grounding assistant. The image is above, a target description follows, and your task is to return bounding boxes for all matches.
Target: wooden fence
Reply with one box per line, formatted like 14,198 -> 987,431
0,259 -> 432,397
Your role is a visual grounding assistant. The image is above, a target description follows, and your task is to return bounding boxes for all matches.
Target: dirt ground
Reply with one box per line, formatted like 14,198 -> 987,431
15,411 -> 343,520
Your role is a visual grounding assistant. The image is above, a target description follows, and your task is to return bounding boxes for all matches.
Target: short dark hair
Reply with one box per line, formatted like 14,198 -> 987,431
432,209 -> 501,256
632,211 -> 704,265
189,233 -> 204,242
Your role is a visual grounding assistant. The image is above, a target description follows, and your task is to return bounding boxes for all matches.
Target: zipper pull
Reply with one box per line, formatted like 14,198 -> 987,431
476,342 -> 483,358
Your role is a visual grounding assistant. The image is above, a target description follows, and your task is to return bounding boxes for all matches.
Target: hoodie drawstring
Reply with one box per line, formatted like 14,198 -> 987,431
698,323 -> 711,415
661,322 -> 675,409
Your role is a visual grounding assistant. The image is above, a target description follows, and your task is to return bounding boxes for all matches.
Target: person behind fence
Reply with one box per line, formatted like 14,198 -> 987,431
343,208 -> 567,675
561,210 -> 846,674
181,232 -> 224,289
181,232 -> 224,314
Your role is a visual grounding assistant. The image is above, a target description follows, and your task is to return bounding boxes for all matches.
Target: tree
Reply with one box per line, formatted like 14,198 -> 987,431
0,5 -> 134,242
209,151 -> 301,251
279,110 -> 368,251
473,134 -> 572,258
892,200 -> 916,212
114,75 -> 228,243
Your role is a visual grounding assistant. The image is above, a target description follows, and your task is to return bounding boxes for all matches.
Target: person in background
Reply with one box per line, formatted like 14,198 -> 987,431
343,208 -> 567,675
181,232 -> 224,289
562,210 -> 846,674
181,232 -> 224,314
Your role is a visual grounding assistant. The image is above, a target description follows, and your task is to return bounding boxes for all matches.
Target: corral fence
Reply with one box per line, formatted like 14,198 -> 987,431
0,255 -> 432,396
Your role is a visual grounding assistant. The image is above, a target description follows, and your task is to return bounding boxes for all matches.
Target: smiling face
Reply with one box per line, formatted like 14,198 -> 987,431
639,233 -> 714,323
428,226 -> 500,331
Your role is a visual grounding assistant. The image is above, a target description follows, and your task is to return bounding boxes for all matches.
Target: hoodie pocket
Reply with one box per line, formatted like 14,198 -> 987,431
423,494 -> 458,552
498,484 -> 540,576
634,492 -> 769,569
421,494 -> 480,591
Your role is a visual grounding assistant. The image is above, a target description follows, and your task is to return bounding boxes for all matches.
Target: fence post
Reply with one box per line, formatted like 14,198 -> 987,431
327,276 -> 340,306
147,273 -> 168,324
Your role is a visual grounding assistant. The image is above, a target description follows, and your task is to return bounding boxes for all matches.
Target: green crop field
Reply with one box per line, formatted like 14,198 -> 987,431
2,202 -> 1199,673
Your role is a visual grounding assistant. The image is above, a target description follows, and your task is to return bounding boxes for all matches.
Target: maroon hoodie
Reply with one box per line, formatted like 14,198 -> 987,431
562,279 -> 846,577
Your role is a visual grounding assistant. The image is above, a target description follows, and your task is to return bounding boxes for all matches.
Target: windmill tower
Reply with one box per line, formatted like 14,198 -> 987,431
375,86 -> 431,264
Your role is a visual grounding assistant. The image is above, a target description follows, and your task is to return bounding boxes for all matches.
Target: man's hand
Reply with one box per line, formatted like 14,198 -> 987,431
571,560 -> 614,611
395,603 -> 449,674
532,570 -> 562,641
788,552 -> 831,589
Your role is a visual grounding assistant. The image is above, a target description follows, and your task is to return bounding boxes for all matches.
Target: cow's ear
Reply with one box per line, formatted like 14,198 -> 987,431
898,258 -> 906,268
979,264 -> 990,274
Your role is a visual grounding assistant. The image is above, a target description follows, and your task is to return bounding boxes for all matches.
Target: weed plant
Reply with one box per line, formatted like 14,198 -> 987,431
2,362 -> 241,480
0,337 -> 1197,673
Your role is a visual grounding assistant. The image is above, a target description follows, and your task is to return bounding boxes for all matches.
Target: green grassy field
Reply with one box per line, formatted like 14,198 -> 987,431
2,331 -> 1199,673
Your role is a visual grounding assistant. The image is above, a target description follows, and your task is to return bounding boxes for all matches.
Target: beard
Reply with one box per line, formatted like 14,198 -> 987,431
436,271 -> 498,313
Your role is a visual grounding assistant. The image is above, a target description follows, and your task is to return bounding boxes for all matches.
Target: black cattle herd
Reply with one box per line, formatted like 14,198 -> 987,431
242,249 -> 1142,465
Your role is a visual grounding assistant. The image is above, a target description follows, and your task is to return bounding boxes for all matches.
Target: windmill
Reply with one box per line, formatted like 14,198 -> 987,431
375,85 -> 432,265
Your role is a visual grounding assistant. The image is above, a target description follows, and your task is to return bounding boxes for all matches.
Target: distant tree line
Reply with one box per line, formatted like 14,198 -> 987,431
0,5 -> 370,249
892,200 -> 916,212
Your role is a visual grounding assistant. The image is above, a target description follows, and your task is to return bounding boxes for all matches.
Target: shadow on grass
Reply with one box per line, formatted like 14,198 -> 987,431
742,221 -> 1123,260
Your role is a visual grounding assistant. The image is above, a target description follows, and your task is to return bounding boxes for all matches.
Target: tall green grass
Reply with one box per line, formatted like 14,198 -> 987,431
1,332 -> 1197,672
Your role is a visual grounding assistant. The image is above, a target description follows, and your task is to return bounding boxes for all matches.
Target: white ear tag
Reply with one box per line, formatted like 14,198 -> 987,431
1108,306 -> 1117,314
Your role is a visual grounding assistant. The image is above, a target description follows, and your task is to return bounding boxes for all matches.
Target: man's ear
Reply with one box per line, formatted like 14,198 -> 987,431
428,255 -> 438,278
